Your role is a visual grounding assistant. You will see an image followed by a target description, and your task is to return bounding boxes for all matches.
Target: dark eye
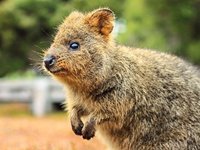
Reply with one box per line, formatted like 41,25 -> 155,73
69,42 -> 79,51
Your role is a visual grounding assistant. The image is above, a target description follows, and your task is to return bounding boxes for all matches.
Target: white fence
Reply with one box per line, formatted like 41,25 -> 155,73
0,77 -> 65,117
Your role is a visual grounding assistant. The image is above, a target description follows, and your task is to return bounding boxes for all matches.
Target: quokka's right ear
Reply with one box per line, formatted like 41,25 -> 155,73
85,8 -> 115,37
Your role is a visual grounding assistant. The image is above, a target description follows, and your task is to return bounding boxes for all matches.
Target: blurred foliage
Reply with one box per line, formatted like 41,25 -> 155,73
119,0 -> 200,56
4,69 -> 36,79
0,0 -> 199,77
0,0 -> 73,76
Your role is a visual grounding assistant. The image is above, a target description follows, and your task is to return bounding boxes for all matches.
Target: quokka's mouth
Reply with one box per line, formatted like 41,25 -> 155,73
49,68 -> 66,74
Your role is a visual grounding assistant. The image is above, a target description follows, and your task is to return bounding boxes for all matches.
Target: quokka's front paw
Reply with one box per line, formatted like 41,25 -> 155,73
71,118 -> 84,136
82,120 -> 96,140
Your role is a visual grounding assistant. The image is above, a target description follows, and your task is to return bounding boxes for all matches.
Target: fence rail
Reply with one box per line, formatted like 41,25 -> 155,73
0,77 -> 65,117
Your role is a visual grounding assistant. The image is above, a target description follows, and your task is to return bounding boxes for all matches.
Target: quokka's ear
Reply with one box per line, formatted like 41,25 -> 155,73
85,8 -> 115,36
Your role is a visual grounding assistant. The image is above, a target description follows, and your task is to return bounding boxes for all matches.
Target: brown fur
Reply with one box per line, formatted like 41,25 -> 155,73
43,8 -> 200,150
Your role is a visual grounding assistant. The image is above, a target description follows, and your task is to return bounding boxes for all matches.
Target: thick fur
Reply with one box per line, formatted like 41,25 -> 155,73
43,8 -> 200,150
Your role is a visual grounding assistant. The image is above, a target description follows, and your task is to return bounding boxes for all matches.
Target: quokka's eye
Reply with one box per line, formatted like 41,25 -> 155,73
69,42 -> 80,51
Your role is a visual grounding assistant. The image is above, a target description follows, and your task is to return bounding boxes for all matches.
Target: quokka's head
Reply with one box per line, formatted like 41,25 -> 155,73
43,8 -> 115,86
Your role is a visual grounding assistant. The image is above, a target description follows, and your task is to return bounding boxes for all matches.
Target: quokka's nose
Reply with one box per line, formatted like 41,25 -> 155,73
43,54 -> 56,70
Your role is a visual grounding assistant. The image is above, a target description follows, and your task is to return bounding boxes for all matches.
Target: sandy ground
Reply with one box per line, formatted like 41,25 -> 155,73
0,104 -> 105,150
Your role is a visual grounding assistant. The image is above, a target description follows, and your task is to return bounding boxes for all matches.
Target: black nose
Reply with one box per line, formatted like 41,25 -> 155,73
43,54 -> 56,70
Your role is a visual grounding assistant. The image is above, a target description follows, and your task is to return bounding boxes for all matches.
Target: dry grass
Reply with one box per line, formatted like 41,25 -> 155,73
0,103 -> 105,150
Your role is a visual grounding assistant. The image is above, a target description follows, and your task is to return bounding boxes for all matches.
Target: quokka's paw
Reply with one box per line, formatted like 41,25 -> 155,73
71,119 -> 84,136
82,120 -> 96,140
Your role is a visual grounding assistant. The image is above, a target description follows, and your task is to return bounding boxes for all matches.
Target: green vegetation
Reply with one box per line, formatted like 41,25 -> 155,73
4,69 -> 36,79
0,0 -> 73,76
0,103 -> 31,117
0,0 -> 199,77
0,102 -> 66,118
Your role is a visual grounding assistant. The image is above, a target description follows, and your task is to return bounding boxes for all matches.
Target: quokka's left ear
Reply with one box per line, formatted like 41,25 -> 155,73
85,8 -> 115,37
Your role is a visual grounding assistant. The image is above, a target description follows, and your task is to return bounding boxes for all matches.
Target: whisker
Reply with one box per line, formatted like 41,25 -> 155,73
29,48 -> 47,74
40,28 -> 55,39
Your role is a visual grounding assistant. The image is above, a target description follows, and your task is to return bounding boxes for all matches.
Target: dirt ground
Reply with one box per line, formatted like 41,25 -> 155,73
0,104 -> 105,150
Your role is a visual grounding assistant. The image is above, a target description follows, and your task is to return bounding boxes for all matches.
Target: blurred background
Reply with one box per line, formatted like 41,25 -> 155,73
0,0 -> 199,150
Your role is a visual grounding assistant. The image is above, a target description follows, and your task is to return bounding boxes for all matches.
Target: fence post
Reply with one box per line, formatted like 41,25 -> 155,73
32,78 -> 52,117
